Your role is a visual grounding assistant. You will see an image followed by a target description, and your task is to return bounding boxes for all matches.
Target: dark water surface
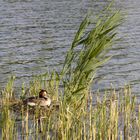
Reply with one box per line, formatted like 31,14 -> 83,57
0,0 -> 140,94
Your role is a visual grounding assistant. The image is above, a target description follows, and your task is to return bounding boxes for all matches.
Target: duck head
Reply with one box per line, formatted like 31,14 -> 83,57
39,89 -> 49,99
39,89 -> 51,107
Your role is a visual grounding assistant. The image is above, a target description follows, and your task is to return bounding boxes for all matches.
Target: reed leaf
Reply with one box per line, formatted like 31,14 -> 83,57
62,10 -> 123,104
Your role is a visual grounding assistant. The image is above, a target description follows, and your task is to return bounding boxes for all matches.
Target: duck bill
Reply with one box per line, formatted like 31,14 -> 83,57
44,95 -> 48,99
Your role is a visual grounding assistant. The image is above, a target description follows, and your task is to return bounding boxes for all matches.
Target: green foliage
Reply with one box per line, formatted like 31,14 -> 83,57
3,76 -> 15,99
62,10 -> 123,105
2,6 -> 139,140
1,86 -> 140,139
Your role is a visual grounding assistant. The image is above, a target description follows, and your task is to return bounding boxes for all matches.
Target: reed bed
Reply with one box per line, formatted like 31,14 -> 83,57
0,83 -> 140,140
0,7 -> 139,140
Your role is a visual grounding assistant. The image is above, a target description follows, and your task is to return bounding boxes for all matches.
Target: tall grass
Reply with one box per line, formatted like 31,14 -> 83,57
0,7 -> 139,140
1,81 -> 140,139
61,10 -> 123,107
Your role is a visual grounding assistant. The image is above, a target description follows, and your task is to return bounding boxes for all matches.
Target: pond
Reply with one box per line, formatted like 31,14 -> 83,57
0,0 -> 140,94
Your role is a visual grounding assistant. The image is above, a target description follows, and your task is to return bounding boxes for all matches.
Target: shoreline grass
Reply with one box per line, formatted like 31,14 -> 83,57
0,84 -> 140,139
0,6 -> 140,140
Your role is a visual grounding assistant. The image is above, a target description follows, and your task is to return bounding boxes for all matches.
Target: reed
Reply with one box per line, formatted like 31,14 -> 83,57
1,79 -> 140,139
0,7 -> 140,140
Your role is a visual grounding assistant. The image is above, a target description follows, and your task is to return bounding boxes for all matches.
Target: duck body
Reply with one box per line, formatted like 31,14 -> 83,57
23,90 -> 51,107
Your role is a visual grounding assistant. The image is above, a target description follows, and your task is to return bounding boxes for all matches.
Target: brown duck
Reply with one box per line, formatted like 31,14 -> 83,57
23,89 -> 51,107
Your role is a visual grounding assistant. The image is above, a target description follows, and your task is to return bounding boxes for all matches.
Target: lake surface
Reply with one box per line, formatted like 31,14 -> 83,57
0,0 -> 140,94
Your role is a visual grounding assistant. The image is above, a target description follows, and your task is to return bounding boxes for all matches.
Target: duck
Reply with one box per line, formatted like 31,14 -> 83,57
23,89 -> 51,107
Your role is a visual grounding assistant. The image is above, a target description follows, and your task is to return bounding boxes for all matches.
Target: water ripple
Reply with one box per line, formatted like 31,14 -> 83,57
0,0 -> 140,95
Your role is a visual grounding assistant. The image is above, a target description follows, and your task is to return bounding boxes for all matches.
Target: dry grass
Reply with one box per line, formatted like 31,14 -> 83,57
0,84 -> 140,140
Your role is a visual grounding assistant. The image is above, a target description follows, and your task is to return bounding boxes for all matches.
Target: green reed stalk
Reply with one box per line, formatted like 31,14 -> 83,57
61,10 -> 123,108
1,106 -> 15,140
138,106 -> 140,139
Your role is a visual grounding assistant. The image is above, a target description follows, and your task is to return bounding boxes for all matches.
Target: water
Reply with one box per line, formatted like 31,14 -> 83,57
0,0 -> 140,94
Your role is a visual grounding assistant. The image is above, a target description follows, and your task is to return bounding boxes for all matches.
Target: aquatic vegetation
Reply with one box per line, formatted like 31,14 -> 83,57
0,7 -> 140,140
1,82 -> 140,139
61,11 -> 123,107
